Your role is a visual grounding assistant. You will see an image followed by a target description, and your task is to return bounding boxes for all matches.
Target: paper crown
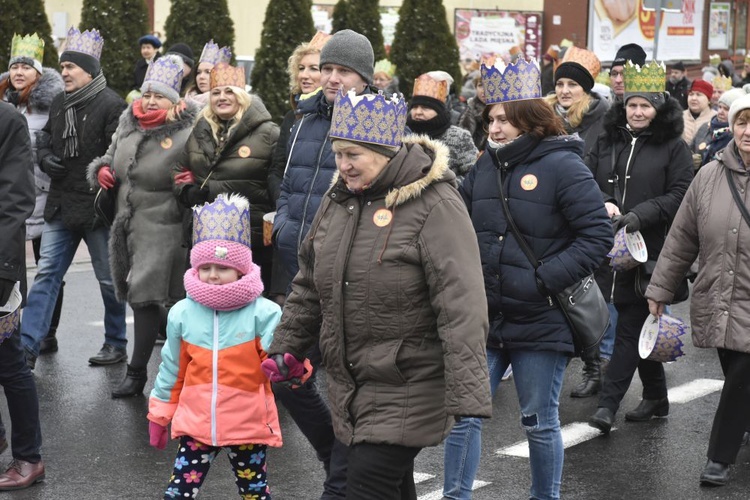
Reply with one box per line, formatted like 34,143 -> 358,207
309,31 -> 332,50
709,54 -> 721,65
329,89 -> 407,147
200,39 -> 232,66
0,283 -> 21,346
10,33 -> 44,70
412,73 -> 449,102
562,46 -> 601,79
64,26 -> 104,60
546,44 -> 561,60
595,68 -> 611,85
210,62 -> 245,89
481,57 -> 542,104
142,55 -> 184,99
374,59 -> 395,77
192,193 -> 252,248
745,55 -> 750,65
712,75 -> 733,91
624,61 -> 666,94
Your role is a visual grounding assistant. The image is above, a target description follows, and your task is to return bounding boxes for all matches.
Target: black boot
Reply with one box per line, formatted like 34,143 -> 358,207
624,397 -> 669,421
589,407 -> 615,434
38,331 -> 58,354
570,357 -> 602,398
111,365 -> 147,399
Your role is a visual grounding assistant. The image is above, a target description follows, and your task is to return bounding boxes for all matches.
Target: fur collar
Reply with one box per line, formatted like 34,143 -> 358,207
0,67 -> 63,113
602,96 -> 684,145
116,100 -> 199,142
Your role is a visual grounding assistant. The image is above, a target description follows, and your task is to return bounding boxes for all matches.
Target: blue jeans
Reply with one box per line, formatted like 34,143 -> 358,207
443,348 -> 568,500
21,216 -> 127,356
599,303 -> 618,360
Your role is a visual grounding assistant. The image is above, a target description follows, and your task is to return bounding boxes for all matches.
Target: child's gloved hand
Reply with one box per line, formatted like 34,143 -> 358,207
261,353 -> 312,388
149,421 -> 168,450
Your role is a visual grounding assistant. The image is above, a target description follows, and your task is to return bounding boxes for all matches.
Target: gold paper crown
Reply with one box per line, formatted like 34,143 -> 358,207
210,62 -> 245,89
309,31 -> 331,51
745,55 -> 750,65
412,73 -> 448,102
374,59 -> 395,77
562,46 -> 601,79
623,61 -> 666,94
712,75 -> 733,91
10,33 -> 44,68
709,54 -> 721,65
595,68 -> 611,85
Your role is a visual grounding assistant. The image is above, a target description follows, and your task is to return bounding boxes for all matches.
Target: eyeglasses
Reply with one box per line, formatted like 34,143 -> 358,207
610,70 -> 624,78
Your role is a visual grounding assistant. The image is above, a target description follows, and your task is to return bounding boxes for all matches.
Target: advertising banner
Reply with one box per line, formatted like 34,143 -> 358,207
589,0 -> 704,61
454,9 -> 543,63
708,2 -> 731,50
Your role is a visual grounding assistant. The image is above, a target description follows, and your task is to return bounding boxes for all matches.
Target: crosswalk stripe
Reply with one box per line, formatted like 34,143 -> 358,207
417,480 -> 490,500
496,378 -> 724,458
89,316 -> 134,327
413,472 -> 435,484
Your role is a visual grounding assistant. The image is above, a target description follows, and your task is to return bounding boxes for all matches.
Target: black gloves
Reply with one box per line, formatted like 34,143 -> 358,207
178,184 -> 210,208
41,155 -> 67,180
0,278 -> 15,307
614,212 -> 641,233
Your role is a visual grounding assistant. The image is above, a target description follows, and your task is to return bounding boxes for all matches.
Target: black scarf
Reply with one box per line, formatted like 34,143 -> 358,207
62,72 -> 107,158
488,134 -> 541,170
406,107 -> 451,138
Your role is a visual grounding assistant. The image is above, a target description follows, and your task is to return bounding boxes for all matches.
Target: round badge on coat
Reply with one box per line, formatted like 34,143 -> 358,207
238,145 -> 251,158
373,209 -> 393,227
520,174 -> 538,191
160,137 -> 173,149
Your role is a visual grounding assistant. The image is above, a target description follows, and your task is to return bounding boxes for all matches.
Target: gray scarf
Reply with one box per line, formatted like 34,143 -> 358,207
62,72 -> 107,158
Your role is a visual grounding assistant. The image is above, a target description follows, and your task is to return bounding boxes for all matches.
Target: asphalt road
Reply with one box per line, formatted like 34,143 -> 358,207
2,265 -> 749,499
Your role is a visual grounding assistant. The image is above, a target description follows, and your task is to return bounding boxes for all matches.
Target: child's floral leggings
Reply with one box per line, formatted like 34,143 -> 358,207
164,436 -> 270,499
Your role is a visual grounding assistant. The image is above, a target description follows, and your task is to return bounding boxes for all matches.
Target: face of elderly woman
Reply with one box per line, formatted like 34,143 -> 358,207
625,97 -> 657,131
687,91 -> 709,114
334,142 -> 389,191
486,103 -> 522,144
9,63 -> 38,92
211,86 -> 240,120
196,62 -> 213,94
555,77 -> 585,109
298,53 -> 321,94
733,110 -> 750,160
141,92 -> 173,111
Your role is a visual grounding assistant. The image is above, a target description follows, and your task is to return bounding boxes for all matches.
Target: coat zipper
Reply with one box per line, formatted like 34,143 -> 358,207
297,139 -> 328,251
283,115 -> 304,177
210,311 -> 219,446
610,134 -> 639,302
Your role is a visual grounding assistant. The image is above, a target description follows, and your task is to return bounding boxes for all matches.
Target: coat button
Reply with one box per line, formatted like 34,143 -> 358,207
331,193 -> 336,198
499,235 -> 504,241
732,228 -> 738,234
724,311 -> 729,316
345,281 -> 349,286
349,205 -> 354,210
367,201 -> 372,205
729,270 -> 734,276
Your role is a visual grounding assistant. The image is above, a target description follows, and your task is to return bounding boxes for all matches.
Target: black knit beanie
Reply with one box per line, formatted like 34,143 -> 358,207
612,43 -> 647,68
59,51 -> 100,77
166,43 -> 195,68
554,62 -> 594,93
409,95 -> 445,114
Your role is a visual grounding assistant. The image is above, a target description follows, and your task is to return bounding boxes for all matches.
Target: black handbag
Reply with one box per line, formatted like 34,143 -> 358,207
94,179 -> 118,227
635,259 -> 689,303
496,169 -> 609,355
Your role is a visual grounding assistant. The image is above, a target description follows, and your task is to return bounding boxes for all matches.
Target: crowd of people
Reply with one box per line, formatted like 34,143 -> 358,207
0,22 -> 749,500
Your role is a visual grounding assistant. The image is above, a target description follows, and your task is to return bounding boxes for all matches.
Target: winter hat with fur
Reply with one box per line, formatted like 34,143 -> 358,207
729,93 -> 750,127
319,29 -> 374,84
190,194 -> 253,275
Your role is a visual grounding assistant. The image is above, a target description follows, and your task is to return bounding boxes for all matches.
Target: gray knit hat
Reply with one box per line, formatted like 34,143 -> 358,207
320,29 -> 374,83
140,55 -> 184,103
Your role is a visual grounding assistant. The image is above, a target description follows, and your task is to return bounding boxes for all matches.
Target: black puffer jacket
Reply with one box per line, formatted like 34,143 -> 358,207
585,97 -> 693,304
38,86 -> 126,231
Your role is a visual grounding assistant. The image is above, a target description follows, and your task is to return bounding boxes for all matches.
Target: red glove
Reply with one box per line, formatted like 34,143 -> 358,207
261,353 -> 313,387
174,168 -> 196,186
97,166 -> 116,189
149,421 -> 168,450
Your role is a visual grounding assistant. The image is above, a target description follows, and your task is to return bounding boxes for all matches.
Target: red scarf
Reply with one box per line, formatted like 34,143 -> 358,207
132,99 -> 169,129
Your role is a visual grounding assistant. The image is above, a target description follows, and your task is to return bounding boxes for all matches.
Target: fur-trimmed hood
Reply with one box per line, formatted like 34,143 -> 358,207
602,96 -> 684,145
329,134 -> 454,209
1,67 -> 63,113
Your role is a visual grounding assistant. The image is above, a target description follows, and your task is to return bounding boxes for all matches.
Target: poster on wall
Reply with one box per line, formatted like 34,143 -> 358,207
310,5 -> 399,54
589,0 -> 704,61
454,10 -> 543,64
708,2 -> 731,50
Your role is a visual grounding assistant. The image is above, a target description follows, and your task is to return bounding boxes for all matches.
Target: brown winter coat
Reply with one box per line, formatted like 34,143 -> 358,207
646,140 -> 750,354
270,135 -> 492,448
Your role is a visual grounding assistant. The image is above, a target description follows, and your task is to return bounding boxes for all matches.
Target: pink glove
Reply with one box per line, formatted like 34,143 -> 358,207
149,421 -> 168,450
261,353 -> 313,387
97,166 -> 116,189
174,168 -> 196,186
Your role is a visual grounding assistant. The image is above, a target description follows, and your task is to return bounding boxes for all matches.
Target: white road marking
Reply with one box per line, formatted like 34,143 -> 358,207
89,316 -> 134,327
495,378 -> 724,458
418,480 -> 490,500
413,472 -> 435,484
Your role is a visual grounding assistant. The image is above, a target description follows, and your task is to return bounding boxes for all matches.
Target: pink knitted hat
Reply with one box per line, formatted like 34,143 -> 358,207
190,194 -> 253,275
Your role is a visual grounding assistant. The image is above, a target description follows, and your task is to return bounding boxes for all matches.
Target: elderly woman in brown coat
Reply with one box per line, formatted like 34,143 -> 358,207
646,93 -> 750,487
262,90 -> 492,500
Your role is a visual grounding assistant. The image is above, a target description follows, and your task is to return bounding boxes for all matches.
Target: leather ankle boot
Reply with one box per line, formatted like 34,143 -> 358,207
624,397 -> 669,421
111,365 -> 147,399
589,407 -> 615,434
570,357 -> 602,398
39,331 -> 58,354
700,459 -> 729,486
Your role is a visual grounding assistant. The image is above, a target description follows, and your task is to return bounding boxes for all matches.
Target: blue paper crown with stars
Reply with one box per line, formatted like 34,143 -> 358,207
481,56 -> 542,104
329,89 -> 408,147
64,26 -> 104,60
192,194 -> 252,248
199,40 -> 232,66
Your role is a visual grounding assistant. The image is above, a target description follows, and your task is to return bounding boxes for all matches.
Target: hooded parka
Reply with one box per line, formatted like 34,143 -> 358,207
270,135 -> 492,448
646,141 -> 750,354
88,102 -> 198,306
586,97 -> 694,304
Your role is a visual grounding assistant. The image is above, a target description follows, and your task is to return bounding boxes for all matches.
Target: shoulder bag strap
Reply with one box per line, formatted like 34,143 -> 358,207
496,167 -> 540,269
726,166 -> 750,229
